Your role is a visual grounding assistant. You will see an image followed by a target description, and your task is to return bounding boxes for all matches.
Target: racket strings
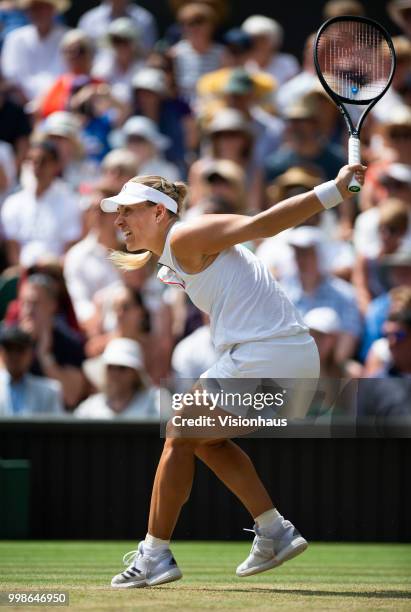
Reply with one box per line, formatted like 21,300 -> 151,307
317,21 -> 392,102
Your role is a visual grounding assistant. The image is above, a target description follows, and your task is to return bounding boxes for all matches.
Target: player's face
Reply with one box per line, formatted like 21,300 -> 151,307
115,202 -> 155,251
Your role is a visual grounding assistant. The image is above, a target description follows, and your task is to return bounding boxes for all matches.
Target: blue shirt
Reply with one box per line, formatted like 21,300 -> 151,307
359,293 -> 390,362
280,274 -> 362,337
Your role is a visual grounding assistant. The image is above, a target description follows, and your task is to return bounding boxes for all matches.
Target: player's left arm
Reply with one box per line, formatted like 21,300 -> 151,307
172,165 -> 366,256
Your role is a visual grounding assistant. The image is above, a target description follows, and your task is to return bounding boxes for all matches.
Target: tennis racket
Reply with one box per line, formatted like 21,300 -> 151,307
314,15 -> 396,192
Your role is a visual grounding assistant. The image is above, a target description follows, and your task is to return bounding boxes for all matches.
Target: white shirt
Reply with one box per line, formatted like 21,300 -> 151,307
158,222 -> 307,353
78,2 -> 157,53
92,52 -> 144,103
64,232 -> 122,323
74,386 -> 160,420
172,325 -> 216,389
1,24 -> 67,100
0,141 -> 16,209
1,178 -> 82,265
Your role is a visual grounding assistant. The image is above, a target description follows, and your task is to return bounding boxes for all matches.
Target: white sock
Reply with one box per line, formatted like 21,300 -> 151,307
254,508 -> 283,536
144,533 -> 170,554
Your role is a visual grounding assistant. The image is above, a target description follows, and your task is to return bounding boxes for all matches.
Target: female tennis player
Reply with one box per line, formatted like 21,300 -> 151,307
101,163 -> 365,588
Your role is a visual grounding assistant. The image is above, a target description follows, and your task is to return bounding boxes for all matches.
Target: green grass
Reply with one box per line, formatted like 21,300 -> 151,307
0,541 -> 410,611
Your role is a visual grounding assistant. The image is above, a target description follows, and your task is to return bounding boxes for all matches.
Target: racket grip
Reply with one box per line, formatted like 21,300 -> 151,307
348,136 -> 362,193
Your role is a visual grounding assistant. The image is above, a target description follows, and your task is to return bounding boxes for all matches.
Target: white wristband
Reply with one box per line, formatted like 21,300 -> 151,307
314,180 -> 344,210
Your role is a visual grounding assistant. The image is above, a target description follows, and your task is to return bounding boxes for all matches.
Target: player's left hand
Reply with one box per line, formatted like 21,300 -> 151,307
335,164 -> 367,198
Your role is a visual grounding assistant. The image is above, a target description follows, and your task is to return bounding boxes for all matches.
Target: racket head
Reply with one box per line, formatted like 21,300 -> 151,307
314,15 -> 396,107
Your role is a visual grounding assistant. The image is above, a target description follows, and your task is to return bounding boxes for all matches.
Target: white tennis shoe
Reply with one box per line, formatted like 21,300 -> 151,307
111,542 -> 182,588
236,519 -> 308,577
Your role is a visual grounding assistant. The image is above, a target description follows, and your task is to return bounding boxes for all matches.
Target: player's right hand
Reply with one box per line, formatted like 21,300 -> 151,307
335,164 -> 367,198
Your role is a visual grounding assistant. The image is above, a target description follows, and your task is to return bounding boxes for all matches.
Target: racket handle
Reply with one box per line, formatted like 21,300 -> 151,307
348,136 -> 362,193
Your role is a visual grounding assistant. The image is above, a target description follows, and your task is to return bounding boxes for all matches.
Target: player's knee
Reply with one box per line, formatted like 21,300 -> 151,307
163,435 -> 198,455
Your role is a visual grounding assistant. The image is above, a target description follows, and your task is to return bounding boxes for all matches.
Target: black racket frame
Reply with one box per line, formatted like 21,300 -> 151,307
314,15 -> 396,138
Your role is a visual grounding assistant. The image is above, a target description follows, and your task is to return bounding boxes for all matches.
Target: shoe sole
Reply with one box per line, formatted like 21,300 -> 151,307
111,568 -> 183,589
236,537 -> 308,577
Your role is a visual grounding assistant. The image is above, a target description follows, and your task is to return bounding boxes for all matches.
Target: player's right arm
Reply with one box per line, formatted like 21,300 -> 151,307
172,165 -> 365,260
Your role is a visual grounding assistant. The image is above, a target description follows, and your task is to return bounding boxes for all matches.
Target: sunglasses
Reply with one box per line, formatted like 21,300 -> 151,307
110,36 -> 133,46
388,130 -> 411,140
180,17 -> 208,27
379,224 -> 406,236
384,329 -> 409,342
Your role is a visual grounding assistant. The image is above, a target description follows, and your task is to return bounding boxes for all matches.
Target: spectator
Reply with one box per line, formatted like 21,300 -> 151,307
0,325 -> 63,416
16,273 -> 87,408
220,27 -> 253,68
360,250 -> 411,360
78,0 -> 157,55
84,283 -> 160,382
303,307 -> 344,377
1,0 -> 69,101
4,258 -> 81,333
130,67 -> 194,176
275,33 -> 319,114
35,111 -> 91,190
323,0 -> 365,18
265,97 -> 346,183
371,36 -> 411,123
380,288 -> 411,377
242,15 -> 299,86
193,159 -> 246,214
170,2 -> 224,102
92,17 -> 144,104
354,163 -> 411,257
76,338 -> 159,419
64,181 -> 122,327
116,116 -> 180,181
39,28 -> 99,118
1,140 -> 82,266
353,199 -> 409,315
100,148 -> 139,191
280,226 -> 362,363
204,109 -> 254,176
388,0 -> 411,38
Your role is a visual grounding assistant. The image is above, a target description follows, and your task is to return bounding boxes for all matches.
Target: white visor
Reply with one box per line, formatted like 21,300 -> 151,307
100,181 -> 178,214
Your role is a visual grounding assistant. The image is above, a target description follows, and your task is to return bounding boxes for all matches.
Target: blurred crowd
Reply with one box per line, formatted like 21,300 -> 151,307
0,0 -> 411,420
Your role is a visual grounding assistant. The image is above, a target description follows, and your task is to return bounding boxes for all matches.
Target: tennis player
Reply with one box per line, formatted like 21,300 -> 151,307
101,163 -> 365,588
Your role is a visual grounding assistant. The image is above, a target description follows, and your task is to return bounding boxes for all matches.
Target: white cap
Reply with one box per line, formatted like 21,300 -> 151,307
108,17 -> 140,42
101,180 -> 178,213
383,163 -> 411,185
287,226 -> 324,248
207,108 -> 253,135
131,68 -> 167,95
122,116 -> 170,150
304,308 -> 342,334
242,15 -> 283,46
42,111 -> 81,141
103,338 -> 144,371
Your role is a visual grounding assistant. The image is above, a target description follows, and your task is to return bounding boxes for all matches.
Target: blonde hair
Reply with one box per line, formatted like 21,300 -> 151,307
109,175 -> 188,271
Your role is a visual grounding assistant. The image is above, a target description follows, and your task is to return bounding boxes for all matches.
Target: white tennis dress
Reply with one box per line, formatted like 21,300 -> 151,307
157,221 -> 320,387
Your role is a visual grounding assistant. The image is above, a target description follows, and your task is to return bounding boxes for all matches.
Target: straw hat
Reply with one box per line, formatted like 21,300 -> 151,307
18,0 -> 71,13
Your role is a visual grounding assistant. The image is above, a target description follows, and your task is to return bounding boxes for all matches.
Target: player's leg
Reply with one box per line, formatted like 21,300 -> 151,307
194,437 -> 273,517
195,435 -> 308,577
